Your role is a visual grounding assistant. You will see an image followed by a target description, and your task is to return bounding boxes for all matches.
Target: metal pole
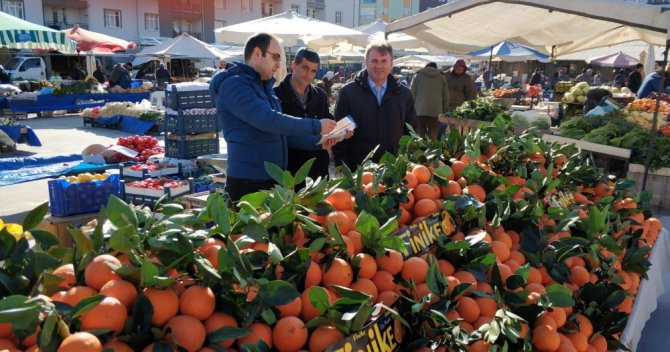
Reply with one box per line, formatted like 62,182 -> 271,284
488,44 -> 494,89
641,39 -> 669,191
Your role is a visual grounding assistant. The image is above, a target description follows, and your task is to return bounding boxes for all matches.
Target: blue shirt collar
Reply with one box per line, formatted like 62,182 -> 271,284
367,76 -> 387,92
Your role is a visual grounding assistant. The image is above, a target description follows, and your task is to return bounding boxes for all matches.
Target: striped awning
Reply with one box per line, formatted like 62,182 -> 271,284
0,12 -> 77,53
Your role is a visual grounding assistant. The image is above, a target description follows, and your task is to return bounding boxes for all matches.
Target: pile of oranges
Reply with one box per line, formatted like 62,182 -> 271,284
0,118 -> 661,352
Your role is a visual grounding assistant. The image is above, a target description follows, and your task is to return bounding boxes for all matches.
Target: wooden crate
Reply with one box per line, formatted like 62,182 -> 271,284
34,212 -> 98,247
179,191 -> 211,209
627,164 -> 670,209
438,116 -> 490,135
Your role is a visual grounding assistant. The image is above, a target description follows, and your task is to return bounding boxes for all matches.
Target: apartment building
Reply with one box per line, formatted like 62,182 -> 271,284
355,0 -> 420,26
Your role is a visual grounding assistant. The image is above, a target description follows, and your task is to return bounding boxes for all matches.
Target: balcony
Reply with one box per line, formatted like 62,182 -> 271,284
173,0 -> 202,14
42,0 -> 88,9
44,21 -> 88,30
307,0 -> 325,9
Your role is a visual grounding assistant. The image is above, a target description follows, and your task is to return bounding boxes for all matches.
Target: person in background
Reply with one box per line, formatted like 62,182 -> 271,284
575,68 -> 593,84
0,65 -> 10,84
613,69 -> 626,88
529,68 -> 544,86
410,62 -> 448,140
445,59 -> 477,112
274,47 -> 343,180
155,64 -> 171,85
637,62 -> 670,98
209,33 -> 336,201
71,62 -> 86,80
320,71 -> 335,98
627,63 -> 644,94
219,60 -> 227,70
92,65 -> 105,83
593,71 -> 603,86
550,72 -> 560,90
333,41 -> 418,169
557,67 -> 571,82
135,67 -> 147,79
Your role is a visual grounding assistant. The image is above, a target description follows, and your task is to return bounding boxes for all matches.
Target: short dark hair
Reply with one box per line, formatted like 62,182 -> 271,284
294,47 -> 320,65
365,41 -> 393,60
636,63 -> 644,69
425,62 -> 437,68
244,33 -> 277,62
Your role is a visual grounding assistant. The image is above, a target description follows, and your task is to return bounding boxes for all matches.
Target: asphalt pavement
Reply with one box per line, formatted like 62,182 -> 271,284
0,114 -> 668,351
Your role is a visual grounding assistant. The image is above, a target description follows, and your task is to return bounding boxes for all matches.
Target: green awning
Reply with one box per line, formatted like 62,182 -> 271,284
0,12 -> 76,53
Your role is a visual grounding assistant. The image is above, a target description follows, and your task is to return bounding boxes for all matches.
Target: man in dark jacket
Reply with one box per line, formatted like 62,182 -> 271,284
410,62 -> 448,140
209,33 -> 336,201
333,42 -> 418,169
93,65 -> 105,83
155,64 -> 171,84
529,68 -> 544,86
627,64 -> 644,94
445,59 -> 477,112
274,48 -> 338,180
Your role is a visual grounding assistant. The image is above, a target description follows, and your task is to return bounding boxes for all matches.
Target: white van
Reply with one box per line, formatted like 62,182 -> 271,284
4,57 -> 49,81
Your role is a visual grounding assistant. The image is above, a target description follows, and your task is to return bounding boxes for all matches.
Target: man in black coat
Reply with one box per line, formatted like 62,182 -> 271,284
333,42 -> 418,169
274,48 -> 338,180
627,63 -> 644,94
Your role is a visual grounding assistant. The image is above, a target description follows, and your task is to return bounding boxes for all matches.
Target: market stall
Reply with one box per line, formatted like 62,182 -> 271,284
6,92 -> 151,114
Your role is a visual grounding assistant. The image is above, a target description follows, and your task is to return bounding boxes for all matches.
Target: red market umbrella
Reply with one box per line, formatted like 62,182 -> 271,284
587,51 -> 639,67
63,25 -> 136,53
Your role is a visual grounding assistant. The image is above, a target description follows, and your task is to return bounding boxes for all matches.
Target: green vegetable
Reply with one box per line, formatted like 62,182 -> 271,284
452,98 -> 508,122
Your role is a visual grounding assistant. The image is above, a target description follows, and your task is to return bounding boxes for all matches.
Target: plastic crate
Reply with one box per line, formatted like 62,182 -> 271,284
165,86 -> 214,109
165,111 -> 219,134
165,133 -> 219,159
122,180 -> 191,206
48,174 -> 121,216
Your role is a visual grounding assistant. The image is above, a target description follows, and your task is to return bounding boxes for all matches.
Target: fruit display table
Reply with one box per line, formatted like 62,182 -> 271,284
6,92 -> 150,113
620,228 -> 670,351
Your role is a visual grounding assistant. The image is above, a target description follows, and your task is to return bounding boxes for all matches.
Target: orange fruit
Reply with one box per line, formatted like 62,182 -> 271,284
475,297 -> 497,318
546,307 -> 567,328
308,325 -> 345,352
100,279 -> 138,311
103,339 -> 133,352
404,172 -> 419,189
57,332 -> 102,352
352,254 -> 377,280
272,316 -> 308,352
63,286 -> 97,307
413,183 -> 440,200
322,258 -> 353,287
237,322 -> 273,349
453,270 -> 477,286
204,312 -> 238,348
144,287 -> 179,326
567,314 -> 593,338
84,254 -> 122,291
401,257 -> 429,284
468,340 -> 491,352
567,332 -> 588,352
204,245 -> 222,270
301,287 -> 333,321
535,314 -> 558,330
456,296 -> 480,323
164,315 -> 206,352
179,285 -> 215,320
198,237 -> 225,254
590,334 -> 607,352
400,192 -> 415,210
414,198 -> 439,218
361,171 -> 374,184
464,185 -> 486,202
377,290 -> 399,306
438,259 -> 455,276
304,260 -> 322,288
375,250 -> 404,275
371,271 -> 396,292
491,241 -> 511,262
569,266 -> 590,287
350,278 -> 379,301
440,180 -> 462,196
276,296 -> 302,318
0,338 -> 18,351
325,211 -> 351,235
532,324 -> 561,352
52,264 -> 76,289
79,296 -> 127,335
450,160 -> 466,178
0,323 -> 11,339
344,231 -> 363,254
327,189 -> 354,211
411,164 -> 432,184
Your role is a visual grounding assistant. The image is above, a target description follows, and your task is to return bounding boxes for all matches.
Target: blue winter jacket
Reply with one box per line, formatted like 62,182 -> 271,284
209,62 -> 322,181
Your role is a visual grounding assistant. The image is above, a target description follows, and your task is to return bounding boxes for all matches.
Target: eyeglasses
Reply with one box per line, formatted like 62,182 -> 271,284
265,50 -> 282,64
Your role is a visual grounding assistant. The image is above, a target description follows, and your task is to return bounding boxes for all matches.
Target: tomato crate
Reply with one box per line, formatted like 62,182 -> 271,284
48,174 -> 121,217
165,87 -> 214,109
122,179 -> 191,206
165,133 -> 219,159
164,111 -> 219,134
120,163 -> 182,179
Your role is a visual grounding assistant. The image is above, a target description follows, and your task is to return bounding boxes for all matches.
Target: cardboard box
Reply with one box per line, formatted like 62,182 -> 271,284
325,308 -> 403,352
35,212 -> 98,247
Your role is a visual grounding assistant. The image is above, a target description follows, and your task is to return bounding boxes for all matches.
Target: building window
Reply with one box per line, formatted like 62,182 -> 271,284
214,20 -> 226,28
104,9 -> 121,28
52,8 -> 66,25
335,11 -> 342,23
360,7 -> 376,19
290,4 -> 300,13
214,0 -> 225,8
145,13 -> 159,31
2,0 -> 24,19
241,0 -> 252,12
267,3 -> 273,15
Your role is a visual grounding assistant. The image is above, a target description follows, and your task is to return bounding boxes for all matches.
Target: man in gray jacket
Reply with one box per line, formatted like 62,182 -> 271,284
410,62 -> 448,140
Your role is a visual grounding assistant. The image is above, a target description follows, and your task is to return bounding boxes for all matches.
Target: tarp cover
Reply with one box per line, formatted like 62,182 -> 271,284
0,154 -> 82,186
385,0 -> 670,55
63,25 -> 137,53
0,11 -> 76,53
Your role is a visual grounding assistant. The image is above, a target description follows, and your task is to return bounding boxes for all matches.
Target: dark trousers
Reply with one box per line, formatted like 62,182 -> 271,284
417,115 -> 441,140
224,177 -> 276,202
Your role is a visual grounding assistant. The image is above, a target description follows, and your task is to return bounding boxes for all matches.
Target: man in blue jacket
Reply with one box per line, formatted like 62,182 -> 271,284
333,42 -> 418,169
209,33 -> 336,201
637,62 -> 670,99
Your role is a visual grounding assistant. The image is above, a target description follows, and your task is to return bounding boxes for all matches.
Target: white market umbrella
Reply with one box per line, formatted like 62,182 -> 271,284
356,19 -> 424,49
136,33 -> 223,59
588,51 -> 639,67
468,41 -> 551,62
395,54 -> 459,68
215,10 -> 367,49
